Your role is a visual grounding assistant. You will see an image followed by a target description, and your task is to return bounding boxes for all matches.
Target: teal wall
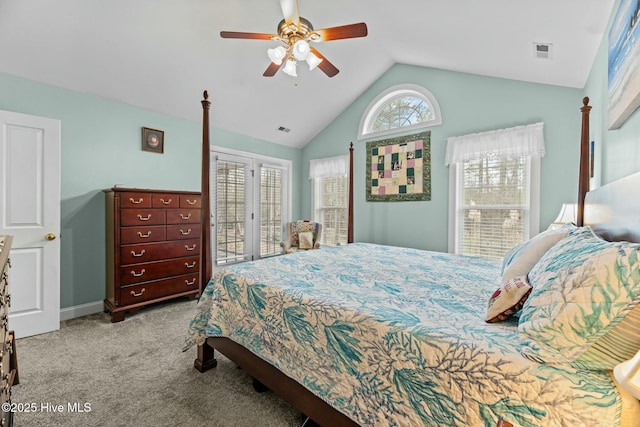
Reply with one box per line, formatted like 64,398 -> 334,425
302,64 -> 583,252
583,0 -> 640,184
5,29 -> 621,310
0,72 -> 301,309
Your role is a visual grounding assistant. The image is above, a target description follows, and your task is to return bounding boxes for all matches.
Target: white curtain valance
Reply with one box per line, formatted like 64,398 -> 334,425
309,155 -> 349,179
445,122 -> 545,166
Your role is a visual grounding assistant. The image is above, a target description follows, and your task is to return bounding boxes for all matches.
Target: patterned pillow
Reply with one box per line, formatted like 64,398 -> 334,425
298,231 -> 314,250
485,275 -> 532,323
501,223 -> 575,282
518,226 -> 640,369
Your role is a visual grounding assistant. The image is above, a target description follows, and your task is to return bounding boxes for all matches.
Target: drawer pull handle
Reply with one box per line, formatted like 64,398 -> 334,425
130,288 -> 146,297
186,199 -> 197,205
185,261 -> 196,268
180,228 -> 192,235
185,244 -> 196,251
129,197 -> 144,204
160,198 -> 172,205
180,213 -> 192,220
137,214 -> 152,221
131,250 -> 146,257
185,278 -> 196,286
137,231 -> 152,238
130,269 -> 146,277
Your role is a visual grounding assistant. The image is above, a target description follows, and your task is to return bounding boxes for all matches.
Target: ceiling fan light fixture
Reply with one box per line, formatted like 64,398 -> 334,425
305,52 -> 323,70
292,39 -> 310,61
267,46 -> 287,65
283,59 -> 297,77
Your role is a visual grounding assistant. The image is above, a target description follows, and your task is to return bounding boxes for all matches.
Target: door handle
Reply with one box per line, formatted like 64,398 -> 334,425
45,233 -> 56,241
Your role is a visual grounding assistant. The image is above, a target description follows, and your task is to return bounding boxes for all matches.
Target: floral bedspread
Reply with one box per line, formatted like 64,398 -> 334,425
184,243 -> 622,427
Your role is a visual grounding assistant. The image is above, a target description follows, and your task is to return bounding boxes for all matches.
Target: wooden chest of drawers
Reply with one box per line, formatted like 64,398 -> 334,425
0,235 -> 18,427
104,188 -> 201,322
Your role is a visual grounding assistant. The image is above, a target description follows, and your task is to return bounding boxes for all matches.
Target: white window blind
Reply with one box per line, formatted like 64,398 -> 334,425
310,155 -> 349,246
260,165 -> 283,257
216,160 -> 249,265
447,123 -> 544,260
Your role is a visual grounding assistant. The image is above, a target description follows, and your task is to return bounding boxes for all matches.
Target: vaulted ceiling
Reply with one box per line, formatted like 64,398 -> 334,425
0,0 -> 616,148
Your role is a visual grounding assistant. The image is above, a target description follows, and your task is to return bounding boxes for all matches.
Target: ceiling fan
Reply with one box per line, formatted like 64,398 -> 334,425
220,0 -> 368,78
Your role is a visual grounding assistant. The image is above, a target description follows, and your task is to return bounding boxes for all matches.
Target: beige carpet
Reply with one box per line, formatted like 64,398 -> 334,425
12,298 -> 304,427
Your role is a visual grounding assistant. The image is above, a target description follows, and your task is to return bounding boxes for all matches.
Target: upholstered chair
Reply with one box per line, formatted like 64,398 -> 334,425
280,220 -> 322,254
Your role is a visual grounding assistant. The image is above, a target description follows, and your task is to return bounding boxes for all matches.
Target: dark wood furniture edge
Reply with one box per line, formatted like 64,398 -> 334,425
576,97 -> 592,226
206,337 -> 358,427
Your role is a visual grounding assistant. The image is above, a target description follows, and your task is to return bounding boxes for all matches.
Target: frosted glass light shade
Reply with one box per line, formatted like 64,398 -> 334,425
267,46 -> 287,65
283,59 -> 297,77
305,52 -> 323,70
292,40 -> 310,61
614,349 -> 640,399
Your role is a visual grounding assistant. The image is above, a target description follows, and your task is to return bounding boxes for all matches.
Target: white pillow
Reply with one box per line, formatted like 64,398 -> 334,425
501,223 -> 575,282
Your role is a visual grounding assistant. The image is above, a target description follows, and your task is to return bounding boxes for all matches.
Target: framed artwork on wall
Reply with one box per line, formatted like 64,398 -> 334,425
142,127 -> 164,153
365,131 -> 431,202
608,0 -> 640,129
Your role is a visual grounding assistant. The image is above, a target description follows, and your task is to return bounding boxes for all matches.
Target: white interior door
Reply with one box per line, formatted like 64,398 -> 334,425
0,109 -> 61,338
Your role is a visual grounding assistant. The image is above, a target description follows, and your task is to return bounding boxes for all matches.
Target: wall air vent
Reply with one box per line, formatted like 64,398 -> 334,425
533,42 -> 553,60
277,126 -> 291,133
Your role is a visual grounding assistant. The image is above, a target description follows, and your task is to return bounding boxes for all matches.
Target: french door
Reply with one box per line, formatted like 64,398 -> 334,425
213,150 -> 290,267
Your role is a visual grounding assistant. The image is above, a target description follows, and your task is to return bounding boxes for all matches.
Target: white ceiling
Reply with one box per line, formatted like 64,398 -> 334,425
0,0 -> 615,149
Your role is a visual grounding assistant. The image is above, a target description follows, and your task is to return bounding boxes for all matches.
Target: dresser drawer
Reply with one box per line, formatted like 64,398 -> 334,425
152,194 -> 179,208
119,256 -> 200,285
120,239 -> 200,264
166,224 -> 201,240
166,209 -> 200,224
120,226 -> 166,244
120,209 -> 166,226
180,195 -> 201,208
119,273 -> 200,306
120,192 -> 152,208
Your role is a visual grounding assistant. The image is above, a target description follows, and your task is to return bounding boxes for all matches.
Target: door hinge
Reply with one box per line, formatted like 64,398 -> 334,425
251,213 -> 254,220
251,169 -> 255,177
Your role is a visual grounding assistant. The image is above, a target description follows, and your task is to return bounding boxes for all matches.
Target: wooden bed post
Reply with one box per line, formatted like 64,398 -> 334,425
195,90 -> 217,373
348,142 -> 354,244
200,91 -> 212,294
576,97 -> 591,227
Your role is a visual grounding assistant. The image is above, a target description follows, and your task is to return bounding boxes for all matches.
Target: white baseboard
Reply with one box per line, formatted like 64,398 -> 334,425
60,300 -> 104,321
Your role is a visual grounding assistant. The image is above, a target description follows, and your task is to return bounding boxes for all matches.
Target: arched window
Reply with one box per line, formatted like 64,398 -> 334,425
359,84 -> 442,140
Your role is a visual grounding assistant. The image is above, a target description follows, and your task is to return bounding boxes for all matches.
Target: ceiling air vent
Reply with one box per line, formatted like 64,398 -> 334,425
277,126 -> 291,133
533,42 -> 553,60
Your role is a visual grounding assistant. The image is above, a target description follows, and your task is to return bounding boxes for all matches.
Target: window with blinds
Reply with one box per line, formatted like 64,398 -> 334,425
313,175 -> 348,246
215,160 -> 247,265
260,166 -> 283,257
455,155 -> 530,260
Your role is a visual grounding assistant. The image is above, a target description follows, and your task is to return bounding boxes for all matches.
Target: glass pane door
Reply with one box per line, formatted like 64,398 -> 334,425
214,154 -> 252,266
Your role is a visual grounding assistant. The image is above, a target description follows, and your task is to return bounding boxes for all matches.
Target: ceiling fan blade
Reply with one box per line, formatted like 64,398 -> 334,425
220,31 -> 276,40
263,61 -> 285,77
309,47 -> 339,77
279,0 -> 300,27
314,22 -> 368,42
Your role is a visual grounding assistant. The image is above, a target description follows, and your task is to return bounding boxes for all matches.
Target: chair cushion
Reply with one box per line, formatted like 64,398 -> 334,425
298,231 -> 314,250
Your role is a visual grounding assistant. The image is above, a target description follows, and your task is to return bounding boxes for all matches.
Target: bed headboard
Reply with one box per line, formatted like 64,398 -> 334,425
583,170 -> 640,244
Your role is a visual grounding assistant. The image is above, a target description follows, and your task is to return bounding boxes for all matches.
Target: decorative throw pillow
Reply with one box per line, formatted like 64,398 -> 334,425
518,226 -> 640,369
298,231 -> 314,250
501,223 -> 575,282
486,275 -> 533,323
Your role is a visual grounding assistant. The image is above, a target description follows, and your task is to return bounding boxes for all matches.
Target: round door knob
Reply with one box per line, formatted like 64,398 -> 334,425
45,233 -> 56,241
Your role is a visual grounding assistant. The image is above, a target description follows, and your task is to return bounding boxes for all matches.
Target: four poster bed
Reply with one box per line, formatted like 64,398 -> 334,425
185,94 -> 640,426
